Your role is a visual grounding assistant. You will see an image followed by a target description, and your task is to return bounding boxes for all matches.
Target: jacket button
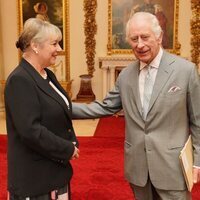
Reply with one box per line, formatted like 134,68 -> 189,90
68,129 -> 72,132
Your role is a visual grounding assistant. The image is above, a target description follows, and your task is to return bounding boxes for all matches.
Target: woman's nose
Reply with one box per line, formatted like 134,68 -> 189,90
57,44 -> 62,52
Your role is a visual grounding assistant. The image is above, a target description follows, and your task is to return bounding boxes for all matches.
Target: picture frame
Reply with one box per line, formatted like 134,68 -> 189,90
17,0 -> 70,82
107,0 -> 181,55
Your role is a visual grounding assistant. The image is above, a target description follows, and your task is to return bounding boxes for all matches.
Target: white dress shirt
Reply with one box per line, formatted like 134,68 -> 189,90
139,47 -> 163,106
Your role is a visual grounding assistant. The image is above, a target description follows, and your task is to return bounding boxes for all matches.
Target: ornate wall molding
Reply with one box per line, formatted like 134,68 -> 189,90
191,0 -> 200,65
83,0 -> 97,76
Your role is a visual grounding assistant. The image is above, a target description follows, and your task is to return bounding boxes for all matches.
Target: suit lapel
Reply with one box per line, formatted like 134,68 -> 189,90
130,61 -> 143,117
148,51 -> 174,114
46,69 -> 72,111
20,59 -> 71,119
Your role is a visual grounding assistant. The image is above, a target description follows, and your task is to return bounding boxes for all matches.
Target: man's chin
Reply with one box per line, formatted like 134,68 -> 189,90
137,56 -> 151,63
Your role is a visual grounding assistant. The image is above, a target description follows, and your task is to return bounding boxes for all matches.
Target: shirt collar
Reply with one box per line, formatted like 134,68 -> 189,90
139,47 -> 163,71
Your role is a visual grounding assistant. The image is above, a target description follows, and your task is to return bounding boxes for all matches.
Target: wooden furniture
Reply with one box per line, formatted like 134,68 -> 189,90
73,74 -> 95,103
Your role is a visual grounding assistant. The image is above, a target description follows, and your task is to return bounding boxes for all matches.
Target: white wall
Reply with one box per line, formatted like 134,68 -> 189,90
69,0 -> 86,100
1,0 -> 18,77
0,2 -> 4,110
0,0 -> 193,102
178,0 -> 192,58
0,1 -> 4,80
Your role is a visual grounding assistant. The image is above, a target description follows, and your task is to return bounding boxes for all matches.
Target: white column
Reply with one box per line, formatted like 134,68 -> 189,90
101,66 -> 109,98
109,66 -> 116,90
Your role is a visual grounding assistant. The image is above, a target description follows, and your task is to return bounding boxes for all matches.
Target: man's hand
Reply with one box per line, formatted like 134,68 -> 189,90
193,167 -> 200,184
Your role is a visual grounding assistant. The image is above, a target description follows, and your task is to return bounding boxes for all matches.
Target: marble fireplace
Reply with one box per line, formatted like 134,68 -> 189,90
98,56 -> 135,97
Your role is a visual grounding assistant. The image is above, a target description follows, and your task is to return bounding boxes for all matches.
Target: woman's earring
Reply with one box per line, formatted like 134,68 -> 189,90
33,49 -> 38,54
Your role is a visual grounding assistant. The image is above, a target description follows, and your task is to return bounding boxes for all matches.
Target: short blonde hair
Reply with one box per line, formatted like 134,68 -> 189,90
16,18 -> 62,52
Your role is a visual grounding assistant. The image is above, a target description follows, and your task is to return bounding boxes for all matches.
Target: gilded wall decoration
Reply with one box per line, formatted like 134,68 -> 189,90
83,0 -> 97,76
191,0 -> 200,65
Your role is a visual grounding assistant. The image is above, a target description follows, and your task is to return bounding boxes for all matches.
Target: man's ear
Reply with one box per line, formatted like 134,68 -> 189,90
158,31 -> 163,45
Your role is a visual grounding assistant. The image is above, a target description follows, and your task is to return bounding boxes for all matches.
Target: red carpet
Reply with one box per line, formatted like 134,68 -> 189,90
0,135 -> 7,200
71,137 -> 133,199
1,116 -> 200,199
0,135 -> 133,200
94,116 -> 125,138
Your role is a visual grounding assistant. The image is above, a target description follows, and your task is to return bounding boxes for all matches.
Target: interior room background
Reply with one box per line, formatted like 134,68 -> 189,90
0,0 -> 198,111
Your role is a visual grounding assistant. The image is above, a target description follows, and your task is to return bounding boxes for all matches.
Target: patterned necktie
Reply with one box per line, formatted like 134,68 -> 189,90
142,66 -> 154,120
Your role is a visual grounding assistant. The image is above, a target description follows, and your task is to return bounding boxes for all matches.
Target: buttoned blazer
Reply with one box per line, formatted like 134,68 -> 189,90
5,58 -> 78,197
72,51 -> 200,190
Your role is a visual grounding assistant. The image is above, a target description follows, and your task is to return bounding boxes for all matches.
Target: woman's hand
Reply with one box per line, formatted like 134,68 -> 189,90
71,145 -> 80,160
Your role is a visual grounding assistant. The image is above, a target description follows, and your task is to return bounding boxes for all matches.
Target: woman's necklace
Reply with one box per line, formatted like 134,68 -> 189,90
40,70 -> 47,79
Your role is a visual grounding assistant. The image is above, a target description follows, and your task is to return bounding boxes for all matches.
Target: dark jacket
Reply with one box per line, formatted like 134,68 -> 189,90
5,58 -> 78,197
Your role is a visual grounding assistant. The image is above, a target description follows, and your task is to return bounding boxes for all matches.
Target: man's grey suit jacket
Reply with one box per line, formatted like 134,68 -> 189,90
72,51 -> 200,190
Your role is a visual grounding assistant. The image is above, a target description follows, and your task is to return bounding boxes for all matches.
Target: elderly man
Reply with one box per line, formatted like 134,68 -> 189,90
72,12 -> 200,199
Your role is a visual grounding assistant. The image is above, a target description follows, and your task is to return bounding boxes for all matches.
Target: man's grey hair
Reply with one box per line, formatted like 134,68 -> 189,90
126,12 -> 163,42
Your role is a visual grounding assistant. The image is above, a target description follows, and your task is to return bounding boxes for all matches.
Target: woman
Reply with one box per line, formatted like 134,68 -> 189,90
4,18 -> 79,200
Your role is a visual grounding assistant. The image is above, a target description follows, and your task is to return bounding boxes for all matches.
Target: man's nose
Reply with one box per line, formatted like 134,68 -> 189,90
137,38 -> 145,48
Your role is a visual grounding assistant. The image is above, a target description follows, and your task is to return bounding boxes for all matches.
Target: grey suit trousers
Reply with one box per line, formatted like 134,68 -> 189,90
130,179 -> 191,200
